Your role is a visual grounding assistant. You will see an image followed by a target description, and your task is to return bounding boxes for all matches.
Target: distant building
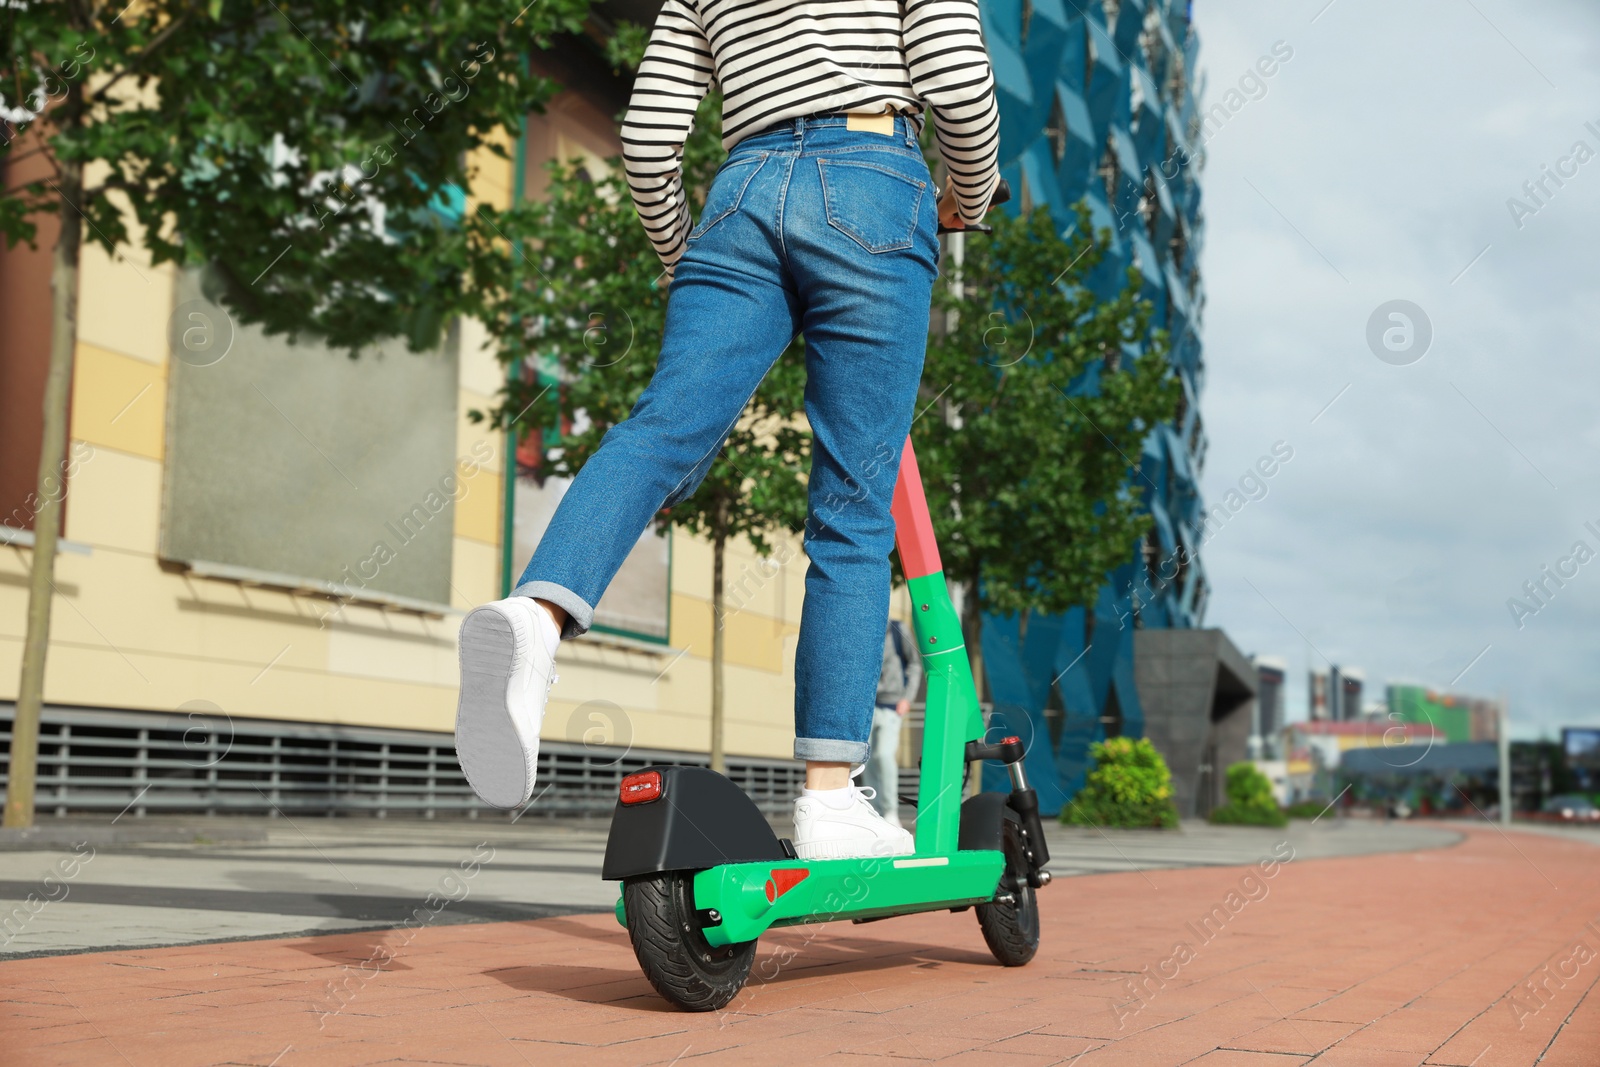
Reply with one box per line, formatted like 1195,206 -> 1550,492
1254,758 -> 1289,806
1309,668 -> 1330,721
1282,719 -> 1445,802
1563,727 -> 1600,792
1252,655 -> 1287,759
1339,740 -> 1501,815
1339,668 -> 1365,722
1468,700 -> 1502,743
1312,665 -> 1363,722
1387,685 -> 1501,743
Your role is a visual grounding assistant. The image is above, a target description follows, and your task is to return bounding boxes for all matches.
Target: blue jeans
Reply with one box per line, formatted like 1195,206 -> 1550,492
515,112 -> 939,765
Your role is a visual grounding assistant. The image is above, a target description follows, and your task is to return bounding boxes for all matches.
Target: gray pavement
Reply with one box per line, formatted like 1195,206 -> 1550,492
0,812 -> 1465,960
1494,818 -> 1600,849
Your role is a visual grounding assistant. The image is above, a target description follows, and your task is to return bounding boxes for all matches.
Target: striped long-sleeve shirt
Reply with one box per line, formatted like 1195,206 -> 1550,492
620,0 -> 1002,277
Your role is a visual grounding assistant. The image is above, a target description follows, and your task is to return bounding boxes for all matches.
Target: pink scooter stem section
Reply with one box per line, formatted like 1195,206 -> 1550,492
892,437 -> 942,581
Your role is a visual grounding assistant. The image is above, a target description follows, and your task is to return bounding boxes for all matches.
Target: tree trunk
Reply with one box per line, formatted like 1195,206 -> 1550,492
709,497 -> 729,775
5,158 -> 84,829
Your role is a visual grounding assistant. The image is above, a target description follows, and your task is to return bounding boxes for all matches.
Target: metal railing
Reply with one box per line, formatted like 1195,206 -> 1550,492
0,703 -> 807,819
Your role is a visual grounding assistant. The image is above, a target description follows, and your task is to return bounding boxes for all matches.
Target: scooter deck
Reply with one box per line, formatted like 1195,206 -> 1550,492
614,848 -> 1006,947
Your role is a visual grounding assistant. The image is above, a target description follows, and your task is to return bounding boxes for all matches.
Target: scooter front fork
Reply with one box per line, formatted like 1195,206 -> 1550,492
1004,766 -> 1052,889
965,735 -> 1052,889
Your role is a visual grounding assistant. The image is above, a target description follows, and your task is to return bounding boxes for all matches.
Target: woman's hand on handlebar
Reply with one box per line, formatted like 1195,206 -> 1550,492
937,182 -> 966,231
936,178 -> 1010,235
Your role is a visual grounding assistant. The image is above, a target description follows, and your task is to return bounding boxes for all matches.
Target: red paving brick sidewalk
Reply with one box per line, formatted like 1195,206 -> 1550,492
4,824 -> 1598,1066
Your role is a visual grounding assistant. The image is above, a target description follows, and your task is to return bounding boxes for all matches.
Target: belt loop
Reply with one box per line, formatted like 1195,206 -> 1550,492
793,114 -> 803,149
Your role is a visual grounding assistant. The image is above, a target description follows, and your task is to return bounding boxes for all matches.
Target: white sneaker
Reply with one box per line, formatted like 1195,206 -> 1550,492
792,786 -> 915,860
455,597 -> 558,808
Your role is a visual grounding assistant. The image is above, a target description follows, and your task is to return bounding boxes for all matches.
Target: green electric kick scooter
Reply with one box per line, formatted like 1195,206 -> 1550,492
601,441 -> 1049,1011
599,178 -> 1050,1012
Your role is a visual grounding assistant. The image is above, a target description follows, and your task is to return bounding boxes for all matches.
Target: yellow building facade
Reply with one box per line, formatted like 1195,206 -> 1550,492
0,83 -> 915,815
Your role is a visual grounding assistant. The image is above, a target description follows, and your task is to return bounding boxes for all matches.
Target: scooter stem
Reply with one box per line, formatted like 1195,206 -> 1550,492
891,436 -> 986,854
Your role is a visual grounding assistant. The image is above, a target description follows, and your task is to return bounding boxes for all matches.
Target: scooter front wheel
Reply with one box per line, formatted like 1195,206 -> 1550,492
623,871 -> 757,1011
975,810 -> 1041,966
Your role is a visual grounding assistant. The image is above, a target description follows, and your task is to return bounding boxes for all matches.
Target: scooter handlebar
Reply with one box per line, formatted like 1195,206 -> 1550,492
936,177 -> 1011,235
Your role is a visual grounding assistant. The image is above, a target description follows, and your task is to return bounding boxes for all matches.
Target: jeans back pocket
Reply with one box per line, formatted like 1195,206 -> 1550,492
687,154 -> 767,242
818,156 -> 928,253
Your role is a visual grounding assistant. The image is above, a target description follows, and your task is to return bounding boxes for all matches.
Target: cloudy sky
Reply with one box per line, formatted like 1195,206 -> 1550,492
1189,0 -> 1600,736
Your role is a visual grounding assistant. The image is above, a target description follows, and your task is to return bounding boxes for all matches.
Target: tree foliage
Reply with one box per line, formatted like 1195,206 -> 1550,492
2,0 -> 590,351
913,202 -> 1177,689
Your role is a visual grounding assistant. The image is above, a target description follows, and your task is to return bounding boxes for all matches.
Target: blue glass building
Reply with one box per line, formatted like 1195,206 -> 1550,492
976,0 -> 1208,814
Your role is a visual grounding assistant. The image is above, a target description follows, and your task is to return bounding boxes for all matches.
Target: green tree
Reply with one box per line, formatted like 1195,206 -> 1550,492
913,203 -> 1178,703
467,29 -> 810,773
1062,736 -> 1179,829
1,0 -> 590,827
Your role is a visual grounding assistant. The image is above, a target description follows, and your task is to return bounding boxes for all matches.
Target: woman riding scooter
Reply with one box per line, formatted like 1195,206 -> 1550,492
455,0 -> 1002,860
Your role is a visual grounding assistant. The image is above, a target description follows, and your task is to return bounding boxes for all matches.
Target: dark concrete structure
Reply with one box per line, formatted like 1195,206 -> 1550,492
1133,629 -> 1257,818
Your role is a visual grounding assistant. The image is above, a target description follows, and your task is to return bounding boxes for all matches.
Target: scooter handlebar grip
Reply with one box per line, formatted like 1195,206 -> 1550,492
936,177 -> 1011,235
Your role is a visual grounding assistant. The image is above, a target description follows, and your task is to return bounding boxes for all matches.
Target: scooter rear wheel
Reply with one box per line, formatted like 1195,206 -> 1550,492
623,871 -> 757,1011
975,811 -> 1041,966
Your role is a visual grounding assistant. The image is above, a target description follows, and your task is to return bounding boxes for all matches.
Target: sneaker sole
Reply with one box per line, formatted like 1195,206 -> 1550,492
456,606 -> 539,809
793,835 -> 915,861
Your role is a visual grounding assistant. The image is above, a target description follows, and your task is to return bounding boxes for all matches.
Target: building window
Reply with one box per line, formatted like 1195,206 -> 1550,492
1139,6 -> 1166,85
1046,95 -> 1067,166
1138,172 -> 1158,243
1097,134 -> 1121,206
508,354 -> 671,643
1172,538 -> 1190,598
160,268 -> 461,610
1143,528 -> 1162,590
1167,51 -> 1187,107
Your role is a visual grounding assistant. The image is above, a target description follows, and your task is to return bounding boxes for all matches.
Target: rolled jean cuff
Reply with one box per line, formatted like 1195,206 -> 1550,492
794,737 -> 871,764
511,581 -> 594,641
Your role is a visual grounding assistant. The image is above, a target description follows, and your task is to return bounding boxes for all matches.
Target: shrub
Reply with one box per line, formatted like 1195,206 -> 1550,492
1285,798 -> 1331,820
1061,737 -> 1180,829
1208,762 -> 1289,827
1209,803 -> 1288,827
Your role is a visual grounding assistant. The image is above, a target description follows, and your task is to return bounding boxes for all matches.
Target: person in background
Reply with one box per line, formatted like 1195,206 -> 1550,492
865,618 -> 923,829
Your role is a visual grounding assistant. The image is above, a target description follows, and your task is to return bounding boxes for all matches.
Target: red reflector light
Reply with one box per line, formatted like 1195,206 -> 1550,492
619,771 -> 663,805
1002,736 -> 1021,745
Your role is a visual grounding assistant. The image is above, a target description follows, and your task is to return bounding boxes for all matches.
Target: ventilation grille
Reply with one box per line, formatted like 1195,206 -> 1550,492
0,704 -> 809,819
